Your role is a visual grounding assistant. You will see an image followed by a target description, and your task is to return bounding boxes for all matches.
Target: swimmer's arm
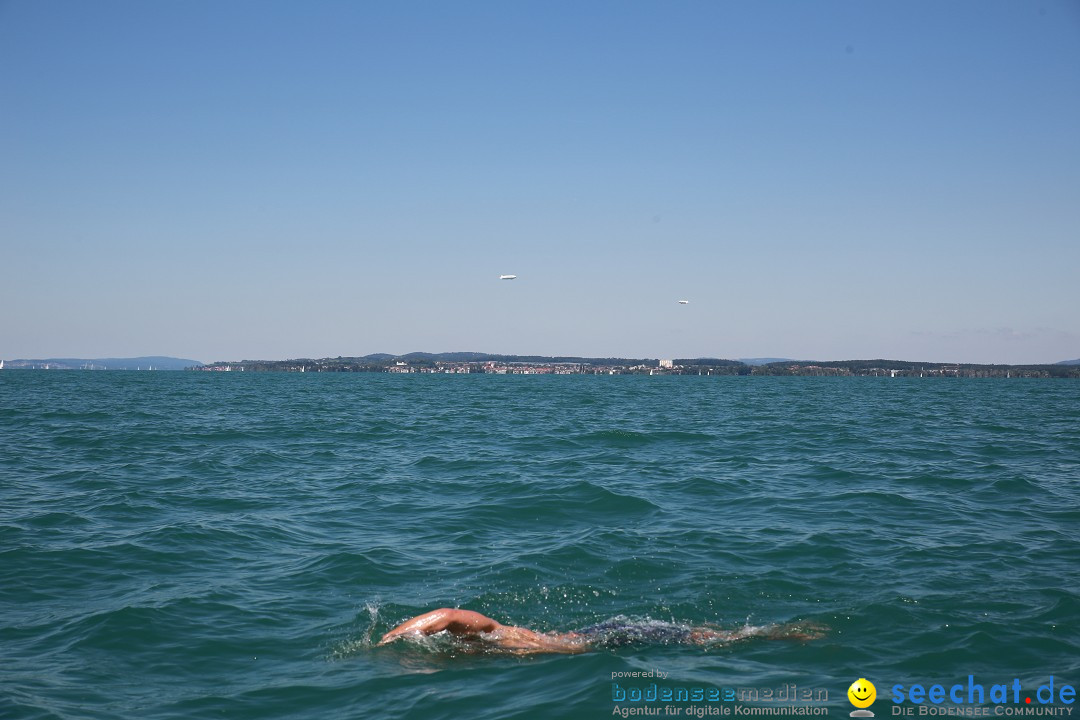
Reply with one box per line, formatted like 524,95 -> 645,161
377,609 -> 503,645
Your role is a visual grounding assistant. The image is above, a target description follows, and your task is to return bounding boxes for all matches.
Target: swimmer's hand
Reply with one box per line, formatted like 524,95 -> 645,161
375,628 -> 411,646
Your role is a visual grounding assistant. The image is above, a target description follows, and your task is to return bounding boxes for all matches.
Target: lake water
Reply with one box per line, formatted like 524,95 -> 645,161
2,372 -> 1078,719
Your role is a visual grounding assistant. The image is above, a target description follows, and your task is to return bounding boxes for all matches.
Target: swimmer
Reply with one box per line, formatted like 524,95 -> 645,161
377,608 -> 826,654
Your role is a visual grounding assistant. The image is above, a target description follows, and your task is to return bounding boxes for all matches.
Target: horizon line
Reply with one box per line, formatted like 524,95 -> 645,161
7,352 -> 1076,368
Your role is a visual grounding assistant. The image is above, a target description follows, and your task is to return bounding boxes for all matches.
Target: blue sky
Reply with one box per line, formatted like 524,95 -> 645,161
2,1 -> 1078,364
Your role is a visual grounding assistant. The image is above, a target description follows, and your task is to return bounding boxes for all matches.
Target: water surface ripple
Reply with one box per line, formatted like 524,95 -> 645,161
1,373 -> 1078,719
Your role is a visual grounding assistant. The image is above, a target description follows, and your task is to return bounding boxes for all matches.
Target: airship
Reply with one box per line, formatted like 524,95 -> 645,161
678,300 -> 689,304
499,274 -> 517,280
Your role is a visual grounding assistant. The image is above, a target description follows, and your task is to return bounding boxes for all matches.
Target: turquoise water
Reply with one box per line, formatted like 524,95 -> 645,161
2,373 -> 1078,719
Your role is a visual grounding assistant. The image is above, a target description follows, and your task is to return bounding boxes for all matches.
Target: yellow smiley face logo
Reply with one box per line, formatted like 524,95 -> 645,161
848,678 -> 876,708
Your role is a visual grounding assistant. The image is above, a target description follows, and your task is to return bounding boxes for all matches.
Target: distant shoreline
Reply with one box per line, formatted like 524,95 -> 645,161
192,354 -> 1080,378
5,354 -> 1078,378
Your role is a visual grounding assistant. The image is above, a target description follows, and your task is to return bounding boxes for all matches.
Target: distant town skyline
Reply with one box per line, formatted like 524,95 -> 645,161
2,2 -> 1078,364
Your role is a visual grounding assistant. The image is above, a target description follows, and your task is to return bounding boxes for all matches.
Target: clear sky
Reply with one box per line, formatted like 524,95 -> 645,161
2,1 -> 1078,364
